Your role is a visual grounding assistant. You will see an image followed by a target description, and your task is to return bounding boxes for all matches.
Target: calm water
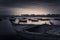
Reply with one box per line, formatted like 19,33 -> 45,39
14,17 -> 60,25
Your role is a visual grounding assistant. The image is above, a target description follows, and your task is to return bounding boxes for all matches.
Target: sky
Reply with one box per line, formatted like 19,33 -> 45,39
0,0 -> 60,15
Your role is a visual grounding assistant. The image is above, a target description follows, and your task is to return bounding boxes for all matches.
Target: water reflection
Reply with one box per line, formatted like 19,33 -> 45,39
12,17 -> 60,25
51,20 -> 60,25
26,20 -> 51,25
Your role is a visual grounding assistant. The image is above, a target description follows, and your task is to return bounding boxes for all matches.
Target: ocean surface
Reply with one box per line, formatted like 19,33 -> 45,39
12,17 -> 60,25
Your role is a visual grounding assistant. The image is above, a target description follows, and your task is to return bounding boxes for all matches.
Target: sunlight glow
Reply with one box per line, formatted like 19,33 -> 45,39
12,6 -> 50,15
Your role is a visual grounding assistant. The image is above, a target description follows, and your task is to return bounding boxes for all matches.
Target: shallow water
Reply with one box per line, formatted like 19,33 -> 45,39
13,17 -> 60,25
